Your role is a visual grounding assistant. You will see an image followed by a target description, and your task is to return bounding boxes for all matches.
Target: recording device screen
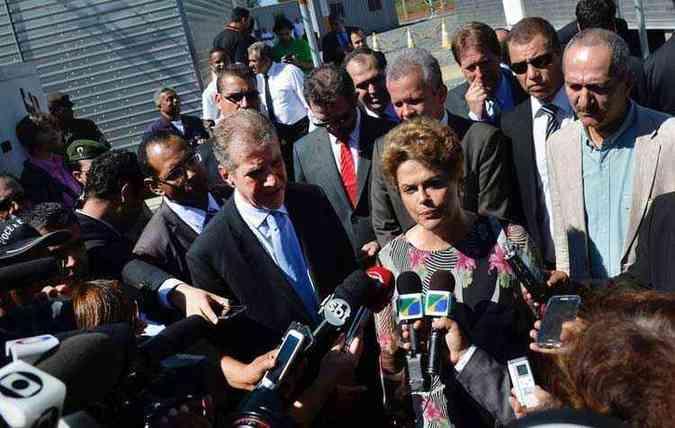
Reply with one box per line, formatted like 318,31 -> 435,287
517,363 -> 529,376
537,295 -> 581,348
264,331 -> 303,387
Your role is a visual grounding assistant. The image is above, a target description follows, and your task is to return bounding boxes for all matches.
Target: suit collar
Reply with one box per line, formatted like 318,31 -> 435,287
159,201 -> 198,241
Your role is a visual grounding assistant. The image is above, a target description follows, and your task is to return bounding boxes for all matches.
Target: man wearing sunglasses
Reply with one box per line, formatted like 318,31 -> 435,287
446,22 -> 527,124
0,175 -> 30,221
294,65 -> 395,262
500,18 -> 574,268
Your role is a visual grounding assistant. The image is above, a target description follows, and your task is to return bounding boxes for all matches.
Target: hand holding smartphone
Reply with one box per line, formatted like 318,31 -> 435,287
536,295 -> 581,349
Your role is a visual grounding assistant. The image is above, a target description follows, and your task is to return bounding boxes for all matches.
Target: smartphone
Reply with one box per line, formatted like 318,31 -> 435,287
503,244 -> 548,303
508,357 -> 538,408
259,327 -> 307,390
536,295 -> 581,348
218,304 -> 247,321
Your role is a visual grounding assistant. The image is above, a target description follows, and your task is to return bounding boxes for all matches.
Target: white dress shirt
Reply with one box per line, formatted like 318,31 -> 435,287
530,87 -> 574,262
363,103 -> 399,123
202,78 -> 219,121
233,190 -> 317,295
257,62 -> 309,125
157,193 -> 220,308
328,108 -> 362,174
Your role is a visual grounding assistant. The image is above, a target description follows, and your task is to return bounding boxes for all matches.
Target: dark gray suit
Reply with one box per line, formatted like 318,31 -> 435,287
370,111 -> 513,246
445,73 -> 528,122
293,114 -> 396,254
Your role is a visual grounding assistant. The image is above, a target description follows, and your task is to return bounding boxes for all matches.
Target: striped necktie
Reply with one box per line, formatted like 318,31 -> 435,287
540,104 -> 560,141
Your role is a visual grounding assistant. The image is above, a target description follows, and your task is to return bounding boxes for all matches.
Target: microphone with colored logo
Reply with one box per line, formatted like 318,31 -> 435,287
425,270 -> 455,377
395,271 -> 426,392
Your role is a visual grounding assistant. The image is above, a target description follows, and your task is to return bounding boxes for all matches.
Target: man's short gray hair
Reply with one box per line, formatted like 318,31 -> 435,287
564,28 -> 631,82
153,87 -> 176,107
386,48 -> 442,91
212,109 -> 277,171
248,41 -> 273,61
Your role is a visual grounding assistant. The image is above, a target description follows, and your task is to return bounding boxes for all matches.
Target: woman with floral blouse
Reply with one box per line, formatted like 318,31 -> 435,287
374,117 -> 565,427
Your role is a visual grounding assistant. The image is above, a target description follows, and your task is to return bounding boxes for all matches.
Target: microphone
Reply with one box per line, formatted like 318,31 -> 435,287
425,270 -> 455,377
138,315 -> 214,368
395,271 -> 426,392
0,360 -> 66,428
345,267 -> 395,346
0,257 -> 65,292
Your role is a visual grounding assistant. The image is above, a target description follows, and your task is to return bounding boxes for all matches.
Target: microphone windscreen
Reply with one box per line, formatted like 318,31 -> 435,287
0,257 -> 61,292
38,323 -> 136,413
333,269 -> 374,310
428,270 -> 456,293
396,271 -> 423,295
366,266 -> 395,312
139,315 -> 213,366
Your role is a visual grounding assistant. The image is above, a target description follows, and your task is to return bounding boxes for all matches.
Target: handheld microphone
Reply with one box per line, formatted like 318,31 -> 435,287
344,266 -> 395,347
0,360 -> 66,428
0,257 -> 65,292
395,271 -> 426,392
425,270 -> 455,377
5,335 -> 60,365
138,315 -> 214,368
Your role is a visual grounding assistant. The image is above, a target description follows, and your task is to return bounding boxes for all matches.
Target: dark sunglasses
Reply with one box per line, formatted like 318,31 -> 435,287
224,90 -> 259,104
159,152 -> 202,184
510,52 -> 555,75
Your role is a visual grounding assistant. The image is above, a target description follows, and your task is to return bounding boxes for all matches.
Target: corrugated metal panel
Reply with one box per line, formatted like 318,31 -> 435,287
181,0 -> 232,86
5,0 -> 203,149
454,0 -> 506,28
0,1 -> 21,65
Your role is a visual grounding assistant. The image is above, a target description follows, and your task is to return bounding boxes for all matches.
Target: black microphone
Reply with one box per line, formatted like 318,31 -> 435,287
0,257 -> 64,291
425,270 -> 455,377
138,315 -> 214,367
396,271 -> 424,356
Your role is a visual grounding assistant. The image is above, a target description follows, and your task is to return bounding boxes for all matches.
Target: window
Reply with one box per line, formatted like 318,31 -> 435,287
368,0 -> 382,11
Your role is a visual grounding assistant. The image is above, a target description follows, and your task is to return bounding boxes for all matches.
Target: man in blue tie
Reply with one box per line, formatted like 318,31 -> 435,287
186,109 -> 359,391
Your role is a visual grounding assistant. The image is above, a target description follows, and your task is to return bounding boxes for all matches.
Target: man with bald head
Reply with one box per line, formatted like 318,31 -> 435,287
547,29 -> 675,282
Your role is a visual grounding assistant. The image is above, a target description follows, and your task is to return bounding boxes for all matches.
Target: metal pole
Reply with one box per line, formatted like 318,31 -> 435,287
634,0 -> 650,59
298,0 -> 322,67
401,0 -> 408,20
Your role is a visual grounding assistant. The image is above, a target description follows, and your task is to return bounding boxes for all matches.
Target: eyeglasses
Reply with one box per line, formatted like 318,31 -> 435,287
159,152 -> 202,184
223,90 -> 259,105
510,52 -> 555,75
311,109 -> 354,129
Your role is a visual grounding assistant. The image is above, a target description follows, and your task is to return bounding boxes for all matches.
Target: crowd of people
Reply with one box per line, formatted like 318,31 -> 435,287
2,0 -> 675,427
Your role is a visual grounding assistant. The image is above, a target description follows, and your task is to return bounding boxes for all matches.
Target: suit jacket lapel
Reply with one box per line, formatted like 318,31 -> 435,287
313,128 -> 353,210
623,116 -> 661,260
511,101 -> 538,211
226,199 -> 313,324
162,203 -> 198,245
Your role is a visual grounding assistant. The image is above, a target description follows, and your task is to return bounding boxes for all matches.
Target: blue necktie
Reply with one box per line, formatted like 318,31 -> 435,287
266,211 -> 319,320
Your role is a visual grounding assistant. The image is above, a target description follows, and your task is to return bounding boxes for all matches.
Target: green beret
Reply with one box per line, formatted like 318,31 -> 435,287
66,139 -> 110,162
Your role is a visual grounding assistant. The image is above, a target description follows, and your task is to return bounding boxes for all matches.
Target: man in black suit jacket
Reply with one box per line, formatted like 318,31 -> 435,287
187,109 -> 358,388
321,14 -> 353,65
121,132 -> 229,323
74,150 -> 146,279
372,48 -> 513,245
501,18 -> 576,266
143,87 -> 209,146
446,22 -> 528,123
294,65 -> 396,260
644,35 -> 675,115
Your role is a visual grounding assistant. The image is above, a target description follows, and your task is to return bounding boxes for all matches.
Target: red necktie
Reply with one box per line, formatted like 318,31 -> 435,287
339,139 -> 358,207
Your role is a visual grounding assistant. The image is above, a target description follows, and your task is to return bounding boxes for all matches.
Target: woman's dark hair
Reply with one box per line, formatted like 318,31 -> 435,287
73,279 -> 137,330
15,113 -> 60,152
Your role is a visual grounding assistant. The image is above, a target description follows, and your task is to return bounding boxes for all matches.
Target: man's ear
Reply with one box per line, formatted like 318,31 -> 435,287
145,177 -> 163,197
120,182 -> 132,204
218,166 -> 234,188
72,171 -> 83,185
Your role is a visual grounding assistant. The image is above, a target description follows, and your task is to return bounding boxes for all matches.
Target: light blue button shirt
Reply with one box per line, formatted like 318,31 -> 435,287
581,103 -> 638,279
468,66 -> 515,123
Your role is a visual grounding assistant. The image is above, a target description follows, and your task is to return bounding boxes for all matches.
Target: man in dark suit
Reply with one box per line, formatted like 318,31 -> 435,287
187,109 -> 359,390
446,22 -> 528,123
644,35 -> 675,115
74,151 -> 145,279
501,18 -> 575,267
321,14 -> 352,65
344,48 -> 399,123
143,87 -> 209,146
294,65 -> 396,261
371,48 -> 513,245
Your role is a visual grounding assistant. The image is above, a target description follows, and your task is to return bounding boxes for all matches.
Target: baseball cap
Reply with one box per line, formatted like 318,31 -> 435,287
66,139 -> 110,163
47,92 -> 74,108
0,216 -> 71,264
